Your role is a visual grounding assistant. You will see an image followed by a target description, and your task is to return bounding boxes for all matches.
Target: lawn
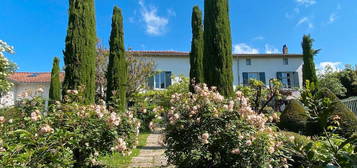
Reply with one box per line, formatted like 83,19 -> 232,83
99,132 -> 150,168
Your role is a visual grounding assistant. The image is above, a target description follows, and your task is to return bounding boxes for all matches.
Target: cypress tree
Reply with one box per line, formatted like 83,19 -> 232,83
302,34 -> 319,86
62,0 -> 97,104
203,0 -> 234,97
106,6 -> 127,112
49,57 -> 61,105
189,6 -> 204,93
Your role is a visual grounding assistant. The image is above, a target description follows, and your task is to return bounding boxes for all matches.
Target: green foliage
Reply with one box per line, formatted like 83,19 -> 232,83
165,84 -> 290,167
337,66 -> 357,98
279,100 -> 309,133
302,34 -> 319,86
318,65 -> 347,97
62,0 -> 97,104
317,88 -> 357,137
237,79 -> 284,114
189,6 -> 204,92
106,6 -> 128,113
282,127 -> 357,167
49,57 -> 61,105
131,76 -> 189,131
99,133 -> 150,168
203,0 -> 234,97
0,91 -> 140,167
96,46 -> 156,103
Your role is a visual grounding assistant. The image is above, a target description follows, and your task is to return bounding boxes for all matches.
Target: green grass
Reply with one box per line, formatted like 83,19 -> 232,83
99,133 -> 150,168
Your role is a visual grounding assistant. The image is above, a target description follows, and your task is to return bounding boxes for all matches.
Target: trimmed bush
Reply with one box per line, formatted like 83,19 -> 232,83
279,100 -> 309,133
317,88 -> 357,137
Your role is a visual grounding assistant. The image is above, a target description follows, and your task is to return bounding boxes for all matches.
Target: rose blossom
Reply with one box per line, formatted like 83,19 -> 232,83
112,138 -> 127,152
245,140 -> 252,146
0,116 -> 5,124
231,148 -> 240,155
39,124 -> 54,134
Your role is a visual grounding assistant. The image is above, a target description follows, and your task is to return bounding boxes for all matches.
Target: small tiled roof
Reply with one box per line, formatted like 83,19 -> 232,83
8,72 -> 64,83
130,51 -> 302,58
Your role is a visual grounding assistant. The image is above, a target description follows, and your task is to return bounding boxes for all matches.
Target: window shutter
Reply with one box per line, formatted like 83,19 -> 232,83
148,76 -> 154,89
165,72 -> 172,87
293,72 -> 299,88
243,72 -> 248,85
277,72 -> 283,81
259,72 -> 266,84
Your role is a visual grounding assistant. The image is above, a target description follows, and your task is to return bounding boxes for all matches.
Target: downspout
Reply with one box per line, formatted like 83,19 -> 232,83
237,56 -> 240,86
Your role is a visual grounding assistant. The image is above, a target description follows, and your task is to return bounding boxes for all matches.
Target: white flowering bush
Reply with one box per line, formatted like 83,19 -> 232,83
0,40 -> 16,96
164,84 -> 291,168
0,89 -> 140,167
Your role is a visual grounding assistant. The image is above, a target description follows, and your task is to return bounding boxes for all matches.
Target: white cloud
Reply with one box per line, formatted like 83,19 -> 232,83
297,17 -> 314,29
265,44 -> 279,54
296,0 -> 316,6
233,43 -> 259,54
139,0 -> 169,36
318,62 -> 343,73
297,17 -> 308,25
328,13 -> 337,24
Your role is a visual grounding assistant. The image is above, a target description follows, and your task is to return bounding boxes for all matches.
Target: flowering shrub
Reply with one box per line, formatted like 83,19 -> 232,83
164,84 -> 290,167
0,89 -> 140,167
0,40 -> 16,96
131,76 -> 189,132
0,96 -> 73,167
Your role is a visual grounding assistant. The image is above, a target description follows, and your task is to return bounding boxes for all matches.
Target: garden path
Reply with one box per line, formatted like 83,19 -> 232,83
129,133 -> 173,168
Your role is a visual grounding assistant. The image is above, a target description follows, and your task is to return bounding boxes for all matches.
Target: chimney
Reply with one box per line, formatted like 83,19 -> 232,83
283,45 -> 288,55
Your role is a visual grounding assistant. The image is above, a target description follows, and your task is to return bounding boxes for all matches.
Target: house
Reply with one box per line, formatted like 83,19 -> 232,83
0,72 -> 64,108
133,47 -> 303,90
0,47 -> 303,108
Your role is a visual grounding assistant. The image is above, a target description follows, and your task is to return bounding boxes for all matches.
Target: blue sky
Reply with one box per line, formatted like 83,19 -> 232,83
1,0 -> 356,72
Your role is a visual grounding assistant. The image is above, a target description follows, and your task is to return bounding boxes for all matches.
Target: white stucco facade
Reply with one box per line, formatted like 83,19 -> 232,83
0,82 -> 50,108
145,53 -> 304,89
1,52 -> 303,108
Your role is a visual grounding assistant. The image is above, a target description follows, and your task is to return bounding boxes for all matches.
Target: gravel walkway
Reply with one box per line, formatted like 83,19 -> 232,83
129,133 -> 173,168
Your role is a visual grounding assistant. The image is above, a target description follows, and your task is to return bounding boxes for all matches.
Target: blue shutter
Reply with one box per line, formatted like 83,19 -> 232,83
293,72 -> 299,88
148,76 -> 154,89
259,72 -> 266,84
243,72 -> 248,85
277,72 -> 283,81
165,72 -> 172,88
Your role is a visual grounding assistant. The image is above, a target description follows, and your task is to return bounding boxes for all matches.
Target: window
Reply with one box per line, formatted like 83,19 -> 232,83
242,72 -> 266,85
148,71 -> 172,89
283,58 -> 289,65
277,72 -> 299,88
246,59 -> 252,65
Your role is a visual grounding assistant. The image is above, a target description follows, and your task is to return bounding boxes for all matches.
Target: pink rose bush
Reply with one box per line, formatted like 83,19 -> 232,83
0,90 -> 140,167
164,84 -> 291,168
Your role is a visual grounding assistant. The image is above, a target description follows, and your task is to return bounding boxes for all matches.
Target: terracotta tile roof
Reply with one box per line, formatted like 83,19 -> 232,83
129,51 -> 189,56
130,51 -> 302,58
7,72 -> 64,83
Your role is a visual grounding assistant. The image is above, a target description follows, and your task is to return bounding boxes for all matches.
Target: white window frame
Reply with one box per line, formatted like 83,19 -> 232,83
149,71 -> 172,89
278,72 -> 299,88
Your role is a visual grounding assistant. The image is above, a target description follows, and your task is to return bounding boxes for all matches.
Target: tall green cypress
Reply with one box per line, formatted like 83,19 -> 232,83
106,6 -> 127,112
302,34 -> 319,86
49,57 -> 61,105
62,0 -> 97,104
189,6 -> 204,93
203,0 -> 234,97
